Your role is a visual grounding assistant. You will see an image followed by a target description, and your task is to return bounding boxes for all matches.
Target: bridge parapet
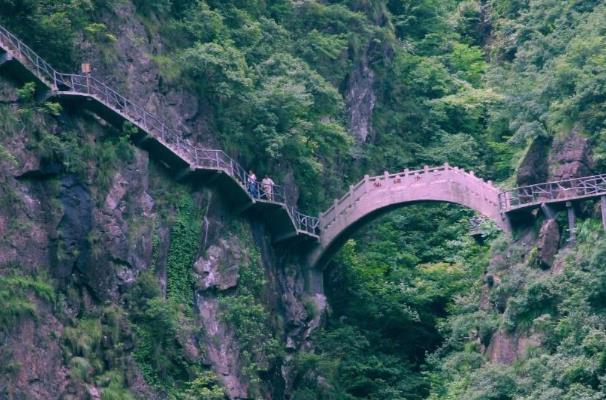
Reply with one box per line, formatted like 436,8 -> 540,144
320,164 -> 502,233
308,164 -> 509,268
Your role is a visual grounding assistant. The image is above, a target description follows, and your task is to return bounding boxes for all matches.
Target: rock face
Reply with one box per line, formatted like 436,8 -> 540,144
88,151 -> 155,300
47,148 -> 155,301
483,130 -> 596,369
197,295 -> 248,399
194,239 -> 242,291
517,136 -> 551,186
0,109 -> 322,399
52,175 -> 93,280
87,2 -> 209,144
1,300 -> 68,399
345,51 -> 376,144
518,131 -> 593,186
549,131 -> 593,180
193,235 -> 249,398
487,329 -> 542,364
537,218 -> 560,268
0,7 -> 327,400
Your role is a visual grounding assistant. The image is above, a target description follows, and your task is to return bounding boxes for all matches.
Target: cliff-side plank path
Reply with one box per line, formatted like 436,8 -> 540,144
3,25 -> 606,269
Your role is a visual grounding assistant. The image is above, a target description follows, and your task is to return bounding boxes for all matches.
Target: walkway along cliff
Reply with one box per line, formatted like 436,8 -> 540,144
3,25 -> 606,276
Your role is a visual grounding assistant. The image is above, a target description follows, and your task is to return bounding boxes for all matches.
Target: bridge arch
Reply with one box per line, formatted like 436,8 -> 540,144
307,165 -> 511,269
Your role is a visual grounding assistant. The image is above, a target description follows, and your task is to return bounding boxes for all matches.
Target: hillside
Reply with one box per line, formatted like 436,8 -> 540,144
1,1 -> 606,399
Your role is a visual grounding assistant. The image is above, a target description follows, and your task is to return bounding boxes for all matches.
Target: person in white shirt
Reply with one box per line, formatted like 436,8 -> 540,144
261,175 -> 275,201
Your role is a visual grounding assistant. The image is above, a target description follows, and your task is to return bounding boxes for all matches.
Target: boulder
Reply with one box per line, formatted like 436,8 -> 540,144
517,136 -> 550,186
193,239 -> 243,291
537,219 -> 560,268
550,131 -> 593,180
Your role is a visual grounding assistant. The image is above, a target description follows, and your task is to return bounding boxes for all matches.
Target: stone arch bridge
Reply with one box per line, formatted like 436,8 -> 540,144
307,165 -> 510,268
3,25 -> 606,279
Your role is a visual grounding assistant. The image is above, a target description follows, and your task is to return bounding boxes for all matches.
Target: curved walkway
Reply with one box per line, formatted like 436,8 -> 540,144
0,25 -> 319,242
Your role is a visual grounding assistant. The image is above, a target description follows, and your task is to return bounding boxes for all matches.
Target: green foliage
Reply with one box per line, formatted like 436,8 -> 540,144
129,273 -> 184,388
128,271 -> 224,398
3,87 -> 136,201
16,82 -> 36,102
428,220 -> 606,399
166,191 -> 201,306
293,204 -> 490,398
131,298 -> 184,385
61,306 -> 135,396
486,0 -> 606,159
217,238 -> 281,390
448,43 -> 487,86
84,22 -> 116,42
165,1 -> 358,209
8,0 -> 606,398
44,101 -> 63,116
180,42 -> 252,99
0,269 -> 55,330
183,371 -> 226,400
64,318 -> 103,362
101,383 -> 136,400
0,144 -> 17,166
0,0 -> 99,68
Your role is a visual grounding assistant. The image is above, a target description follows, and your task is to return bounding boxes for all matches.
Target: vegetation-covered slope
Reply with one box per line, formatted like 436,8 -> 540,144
2,0 -> 606,399
289,1 -> 606,399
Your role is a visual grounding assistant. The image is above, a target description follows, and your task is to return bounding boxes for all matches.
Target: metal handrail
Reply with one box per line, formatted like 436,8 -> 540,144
0,26 -> 57,87
499,173 -> 606,211
0,24 -> 320,238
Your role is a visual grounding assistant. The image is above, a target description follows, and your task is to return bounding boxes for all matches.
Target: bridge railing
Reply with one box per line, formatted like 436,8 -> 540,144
499,173 -> 606,211
320,164 -> 457,229
0,24 -> 320,238
56,72 -> 197,162
291,207 -> 320,235
319,164 -> 502,231
0,25 -> 57,87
